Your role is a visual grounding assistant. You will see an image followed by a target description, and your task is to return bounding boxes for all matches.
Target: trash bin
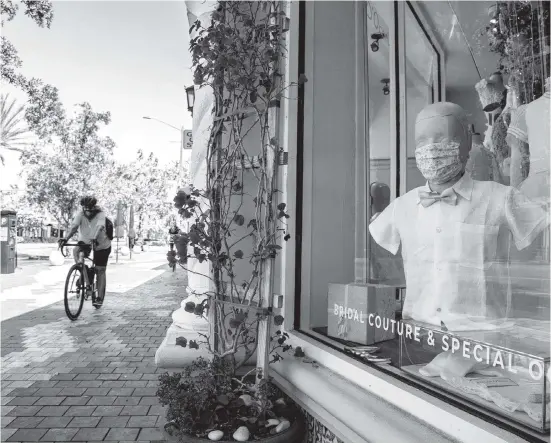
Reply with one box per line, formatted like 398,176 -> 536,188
1,210 -> 17,274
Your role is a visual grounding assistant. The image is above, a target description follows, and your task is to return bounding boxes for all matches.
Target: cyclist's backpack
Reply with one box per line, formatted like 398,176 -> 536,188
105,217 -> 114,241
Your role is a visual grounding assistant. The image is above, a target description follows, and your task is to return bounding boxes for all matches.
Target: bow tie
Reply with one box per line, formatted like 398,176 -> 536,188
418,188 -> 458,208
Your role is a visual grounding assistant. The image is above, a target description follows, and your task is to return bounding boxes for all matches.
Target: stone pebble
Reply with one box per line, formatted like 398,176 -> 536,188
275,419 -> 291,433
233,425 -> 250,441
266,418 -> 280,427
208,430 -> 224,441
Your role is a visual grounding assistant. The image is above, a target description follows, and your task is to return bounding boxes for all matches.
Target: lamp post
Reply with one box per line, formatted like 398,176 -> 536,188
142,116 -> 185,186
143,88 -> 195,185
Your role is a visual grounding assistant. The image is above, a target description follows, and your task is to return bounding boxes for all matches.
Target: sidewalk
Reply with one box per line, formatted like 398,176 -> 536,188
1,249 -> 169,322
16,243 -> 59,260
15,243 -> 164,261
1,266 -> 187,442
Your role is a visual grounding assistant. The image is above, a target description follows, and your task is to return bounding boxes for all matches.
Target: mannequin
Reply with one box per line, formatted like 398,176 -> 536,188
369,102 -> 549,400
370,102 -> 548,329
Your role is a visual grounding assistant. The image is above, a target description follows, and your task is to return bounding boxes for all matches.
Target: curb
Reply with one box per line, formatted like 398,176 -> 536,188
17,254 -> 50,261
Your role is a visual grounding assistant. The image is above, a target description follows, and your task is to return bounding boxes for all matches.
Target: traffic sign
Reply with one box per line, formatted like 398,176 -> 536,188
184,130 -> 193,149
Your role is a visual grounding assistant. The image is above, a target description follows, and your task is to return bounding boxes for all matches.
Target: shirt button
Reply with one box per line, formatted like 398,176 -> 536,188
436,227 -> 441,233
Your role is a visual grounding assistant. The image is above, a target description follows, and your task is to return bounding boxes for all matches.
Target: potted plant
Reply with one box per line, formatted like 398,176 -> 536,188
159,1 -> 307,441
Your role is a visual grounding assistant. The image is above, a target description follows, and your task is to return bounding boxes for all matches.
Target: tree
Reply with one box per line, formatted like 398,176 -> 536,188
0,93 -> 31,164
1,0 -> 54,86
105,151 -> 182,238
1,0 -> 65,140
22,102 -> 115,230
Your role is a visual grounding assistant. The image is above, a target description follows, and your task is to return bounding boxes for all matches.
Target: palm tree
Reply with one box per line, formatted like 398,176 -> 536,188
1,93 -> 30,165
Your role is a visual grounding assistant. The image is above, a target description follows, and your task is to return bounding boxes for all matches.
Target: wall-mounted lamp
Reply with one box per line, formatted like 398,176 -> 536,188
381,78 -> 390,95
370,33 -> 385,52
185,85 -> 195,115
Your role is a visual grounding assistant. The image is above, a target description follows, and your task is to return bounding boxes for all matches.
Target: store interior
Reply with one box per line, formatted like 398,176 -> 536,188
301,0 -> 550,435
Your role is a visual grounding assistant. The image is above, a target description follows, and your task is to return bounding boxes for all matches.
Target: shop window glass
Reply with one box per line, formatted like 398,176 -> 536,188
299,0 -> 550,437
392,1 -> 550,434
404,3 -> 440,191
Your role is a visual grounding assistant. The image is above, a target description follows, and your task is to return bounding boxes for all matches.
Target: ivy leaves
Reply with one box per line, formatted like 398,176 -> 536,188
175,336 -> 199,350
233,214 -> 245,226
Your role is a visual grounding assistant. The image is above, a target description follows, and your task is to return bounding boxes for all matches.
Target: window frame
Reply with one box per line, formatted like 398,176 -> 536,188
279,1 -> 547,442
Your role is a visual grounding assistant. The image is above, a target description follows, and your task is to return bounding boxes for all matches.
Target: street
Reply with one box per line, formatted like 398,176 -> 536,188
1,245 -> 187,442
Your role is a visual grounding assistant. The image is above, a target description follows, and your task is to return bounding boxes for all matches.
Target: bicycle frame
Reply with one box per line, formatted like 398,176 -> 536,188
61,242 -> 97,295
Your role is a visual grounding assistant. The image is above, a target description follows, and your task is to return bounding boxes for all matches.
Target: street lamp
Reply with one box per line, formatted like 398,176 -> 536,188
185,85 -> 195,115
142,116 -> 185,185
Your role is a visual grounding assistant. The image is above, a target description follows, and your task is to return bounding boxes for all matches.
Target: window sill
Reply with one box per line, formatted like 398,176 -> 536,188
272,330 -> 539,443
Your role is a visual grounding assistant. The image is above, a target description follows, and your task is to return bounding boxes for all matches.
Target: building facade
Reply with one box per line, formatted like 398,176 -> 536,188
157,2 -> 550,442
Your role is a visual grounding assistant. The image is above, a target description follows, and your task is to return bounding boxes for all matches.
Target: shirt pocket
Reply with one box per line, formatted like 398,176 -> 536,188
455,222 -> 499,269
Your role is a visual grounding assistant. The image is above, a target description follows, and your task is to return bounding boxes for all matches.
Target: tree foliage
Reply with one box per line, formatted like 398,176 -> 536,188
1,0 -> 54,85
104,150 -> 182,238
1,0 -> 65,140
22,102 -> 115,228
0,93 -> 31,164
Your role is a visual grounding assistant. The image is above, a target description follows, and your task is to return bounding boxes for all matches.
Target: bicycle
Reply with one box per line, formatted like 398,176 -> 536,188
59,240 -> 101,320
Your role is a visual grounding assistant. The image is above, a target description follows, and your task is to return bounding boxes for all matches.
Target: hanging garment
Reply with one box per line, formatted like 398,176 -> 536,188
507,82 -> 550,265
507,80 -> 550,207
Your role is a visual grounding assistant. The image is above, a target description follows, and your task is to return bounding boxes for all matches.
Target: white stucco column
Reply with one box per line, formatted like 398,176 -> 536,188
155,0 -> 217,368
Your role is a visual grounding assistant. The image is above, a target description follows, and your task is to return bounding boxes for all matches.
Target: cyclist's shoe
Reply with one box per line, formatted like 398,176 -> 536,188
93,297 -> 103,308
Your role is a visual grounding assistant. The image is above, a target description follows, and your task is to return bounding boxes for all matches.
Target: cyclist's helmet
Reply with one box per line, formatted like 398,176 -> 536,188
80,195 -> 97,210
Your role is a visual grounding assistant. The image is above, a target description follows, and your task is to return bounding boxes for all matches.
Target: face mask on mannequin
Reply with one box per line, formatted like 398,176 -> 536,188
415,140 -> 463,184
414,102 -> 472,186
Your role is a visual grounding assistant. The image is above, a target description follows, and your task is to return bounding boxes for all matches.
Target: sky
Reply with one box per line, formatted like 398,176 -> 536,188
2,0 -> 194,189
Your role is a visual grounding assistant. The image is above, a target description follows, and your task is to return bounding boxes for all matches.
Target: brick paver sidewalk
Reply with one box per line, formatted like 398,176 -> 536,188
1,266 -> 187,442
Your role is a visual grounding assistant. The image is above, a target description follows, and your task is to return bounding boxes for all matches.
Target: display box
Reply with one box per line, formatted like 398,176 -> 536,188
398,319 -> 550,433
327,282 -> 400,345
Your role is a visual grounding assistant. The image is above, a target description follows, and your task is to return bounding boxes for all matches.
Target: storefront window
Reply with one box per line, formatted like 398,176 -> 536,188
297,0 -> 550,438
403,2 -> 440,191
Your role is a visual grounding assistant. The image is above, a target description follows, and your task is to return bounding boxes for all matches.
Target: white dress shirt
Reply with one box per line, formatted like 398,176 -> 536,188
369,173 -> 549,330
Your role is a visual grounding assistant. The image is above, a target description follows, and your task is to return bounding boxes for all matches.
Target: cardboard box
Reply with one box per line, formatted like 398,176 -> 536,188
327,282 -> 398,345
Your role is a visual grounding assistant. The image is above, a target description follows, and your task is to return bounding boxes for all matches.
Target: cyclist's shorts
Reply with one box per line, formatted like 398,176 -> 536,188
94,247 -> 111,267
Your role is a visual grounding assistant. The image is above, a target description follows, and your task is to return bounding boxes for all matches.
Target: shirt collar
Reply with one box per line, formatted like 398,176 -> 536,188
419,172 -> 473,202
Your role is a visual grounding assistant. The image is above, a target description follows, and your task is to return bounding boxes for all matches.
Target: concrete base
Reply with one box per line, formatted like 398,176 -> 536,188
170,295 -> 209,334
155,291 -> 211,368
155,325 -> 212,368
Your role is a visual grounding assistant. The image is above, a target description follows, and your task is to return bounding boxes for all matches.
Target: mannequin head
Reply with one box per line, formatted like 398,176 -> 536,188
415,102 -> 472,187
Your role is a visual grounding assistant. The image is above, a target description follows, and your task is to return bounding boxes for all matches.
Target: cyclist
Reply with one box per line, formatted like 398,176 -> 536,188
60,196 -> 112,307
168,223 -> 181,251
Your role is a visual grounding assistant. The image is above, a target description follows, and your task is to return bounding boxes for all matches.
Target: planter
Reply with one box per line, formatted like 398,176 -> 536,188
161,415 -> 306,443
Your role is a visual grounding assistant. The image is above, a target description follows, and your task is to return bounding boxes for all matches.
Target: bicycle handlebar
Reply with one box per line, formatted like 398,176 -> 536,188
58,241 -> 97,258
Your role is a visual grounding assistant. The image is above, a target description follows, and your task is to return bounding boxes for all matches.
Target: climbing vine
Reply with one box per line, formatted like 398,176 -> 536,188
171,1 -> 306,378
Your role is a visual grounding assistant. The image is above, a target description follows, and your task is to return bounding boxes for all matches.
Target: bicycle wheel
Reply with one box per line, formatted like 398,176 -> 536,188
64,264 -> 85,321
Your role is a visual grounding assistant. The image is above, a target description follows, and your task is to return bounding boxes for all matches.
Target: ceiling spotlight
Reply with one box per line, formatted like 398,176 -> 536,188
381,78 -> 390,95
371,33 -> 384,52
